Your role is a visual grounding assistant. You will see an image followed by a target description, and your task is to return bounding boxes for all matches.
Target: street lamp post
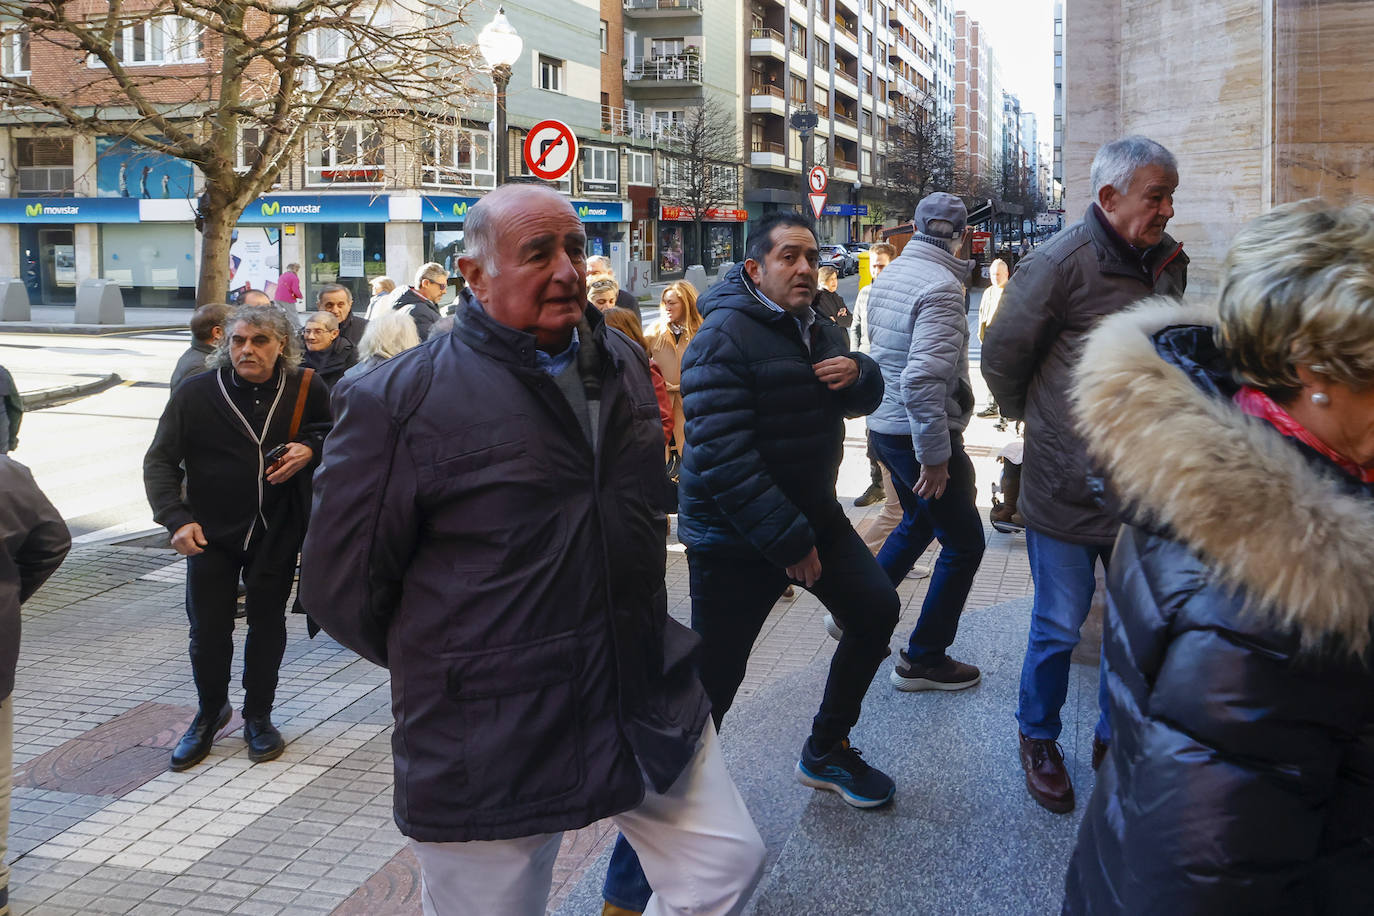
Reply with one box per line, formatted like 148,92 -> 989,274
789,108 -> 819,230
478,7 -> 523,186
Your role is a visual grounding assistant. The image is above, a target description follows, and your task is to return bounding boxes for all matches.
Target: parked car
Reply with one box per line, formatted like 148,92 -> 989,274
819,244 -> 857,276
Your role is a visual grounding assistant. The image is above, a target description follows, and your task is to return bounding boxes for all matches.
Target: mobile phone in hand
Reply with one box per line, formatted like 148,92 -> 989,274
263,443 -> 290,467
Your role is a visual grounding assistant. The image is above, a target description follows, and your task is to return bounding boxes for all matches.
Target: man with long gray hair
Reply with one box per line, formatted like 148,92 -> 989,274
144,306 -> 332,772
982,135 -> 1188,814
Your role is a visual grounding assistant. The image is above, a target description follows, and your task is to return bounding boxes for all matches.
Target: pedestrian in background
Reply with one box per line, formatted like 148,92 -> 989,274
862,191 -> 985,693
588,254 -> 641,312
314,284 -> 368,348
365,276 -> 396,318
0,456 -> 70,916
0,365 -> 23,455
813,265 -> 851,344
333,308 -> 421,401
301,312 -> 358,389
171,304 -> 231,391
1065,200 -> 1374,913
273,263 -> 302,309
975,259 -> 1011,426
982,135 -> 1187,814
390,262 -> 448,340
144,306 -> 332,771
644,280 -> 701,469
851,242 -> 894,513
303,185 -> 764,916
603,307 -> 675,449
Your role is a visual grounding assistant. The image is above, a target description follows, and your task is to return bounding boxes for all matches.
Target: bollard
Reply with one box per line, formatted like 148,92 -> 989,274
683,264 -> 708,292
74,278 -> 126,325
0,278 -> 31,321
712,261 -> 735,285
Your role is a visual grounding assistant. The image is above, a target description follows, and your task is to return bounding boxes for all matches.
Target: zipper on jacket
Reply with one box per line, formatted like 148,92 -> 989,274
216,368 -> 289,550
1152,243 -> 1185,285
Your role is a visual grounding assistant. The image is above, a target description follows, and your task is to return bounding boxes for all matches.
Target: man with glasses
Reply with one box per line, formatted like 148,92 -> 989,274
391,262 -> 449,340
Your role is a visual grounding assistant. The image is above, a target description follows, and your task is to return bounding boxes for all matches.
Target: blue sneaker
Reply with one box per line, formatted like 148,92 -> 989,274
796,738 -> 895,808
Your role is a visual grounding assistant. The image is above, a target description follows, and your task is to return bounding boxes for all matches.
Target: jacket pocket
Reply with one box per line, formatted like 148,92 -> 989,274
435,631 -> 585,812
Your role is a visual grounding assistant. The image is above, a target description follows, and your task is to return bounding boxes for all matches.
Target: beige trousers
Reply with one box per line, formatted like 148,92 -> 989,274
857,463 -> 904,555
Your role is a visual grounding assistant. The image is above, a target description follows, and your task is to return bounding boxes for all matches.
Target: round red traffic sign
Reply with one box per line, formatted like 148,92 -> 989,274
523,120 -> 579,182
808,166 -> 828,193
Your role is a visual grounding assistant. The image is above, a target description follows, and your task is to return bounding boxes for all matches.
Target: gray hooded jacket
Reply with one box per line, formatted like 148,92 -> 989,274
864,234 -> 975,466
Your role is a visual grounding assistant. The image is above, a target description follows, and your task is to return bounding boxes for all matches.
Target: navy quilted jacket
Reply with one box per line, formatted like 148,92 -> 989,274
677,265 -> 883,567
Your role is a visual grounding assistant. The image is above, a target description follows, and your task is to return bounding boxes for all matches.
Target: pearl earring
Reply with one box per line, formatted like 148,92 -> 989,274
1311,391 -> 1331,407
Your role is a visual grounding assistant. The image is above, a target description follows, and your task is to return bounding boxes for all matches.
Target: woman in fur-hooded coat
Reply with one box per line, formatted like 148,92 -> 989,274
1063,201 -> 1374,916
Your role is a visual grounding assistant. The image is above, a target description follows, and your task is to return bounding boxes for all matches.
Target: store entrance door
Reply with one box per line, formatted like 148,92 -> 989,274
20,224 -> 78,304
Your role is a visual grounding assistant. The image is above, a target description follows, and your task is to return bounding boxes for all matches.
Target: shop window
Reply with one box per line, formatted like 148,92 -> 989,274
581,146 -> 618,192
627,151 -> 652,186
423,125 -> 495,189
2,25 -> 29,80
306,122 -> 384,185
538,55 -> 564,93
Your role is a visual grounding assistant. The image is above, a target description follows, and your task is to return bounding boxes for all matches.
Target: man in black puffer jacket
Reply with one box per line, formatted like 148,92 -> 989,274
680,212 -> 899,806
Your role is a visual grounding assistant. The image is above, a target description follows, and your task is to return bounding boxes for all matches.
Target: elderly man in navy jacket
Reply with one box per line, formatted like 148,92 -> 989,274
301,184 -> 764,916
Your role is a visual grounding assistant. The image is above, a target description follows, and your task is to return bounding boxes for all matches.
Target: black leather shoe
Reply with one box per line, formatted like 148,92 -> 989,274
169,702 -> 231,771
244,715 -> 285,763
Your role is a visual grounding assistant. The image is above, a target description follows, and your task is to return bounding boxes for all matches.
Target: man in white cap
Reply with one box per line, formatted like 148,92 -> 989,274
860,191 -> 986,692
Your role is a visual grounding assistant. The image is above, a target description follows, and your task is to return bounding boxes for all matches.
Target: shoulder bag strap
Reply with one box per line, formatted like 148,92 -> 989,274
288,368 -> 314,440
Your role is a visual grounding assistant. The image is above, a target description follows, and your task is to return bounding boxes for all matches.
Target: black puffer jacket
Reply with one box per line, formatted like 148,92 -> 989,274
982,204 -> 1187,545
678,265 -> 883,567
391,287 -> 441,340
1064,300 -> 1374,914
302,335 -> 357,389
301,298 -> 709,843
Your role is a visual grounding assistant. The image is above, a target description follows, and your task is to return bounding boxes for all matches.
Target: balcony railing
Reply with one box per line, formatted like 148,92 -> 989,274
628,56 -> 702,82
600,105 -> 689,148
624,0 -> 702,12
834,21 -> 857,42
834,113 -> 858,129
750,27 -> 783,42
751,140 -> 785,155
750,83 -> 784,99
834,158 -> 858,172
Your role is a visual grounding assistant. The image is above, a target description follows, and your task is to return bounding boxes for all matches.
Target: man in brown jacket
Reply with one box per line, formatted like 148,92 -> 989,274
982,135 -> 1188,814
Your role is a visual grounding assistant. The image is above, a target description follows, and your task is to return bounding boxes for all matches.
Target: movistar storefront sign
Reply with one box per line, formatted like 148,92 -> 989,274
241,194 -> 389,223
573,201 -> 624,223
1,197 -> 141,223
419,195 -> 481,223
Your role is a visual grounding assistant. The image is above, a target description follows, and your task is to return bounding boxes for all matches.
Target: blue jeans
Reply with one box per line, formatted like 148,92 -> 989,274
1015,528 -> 1112,742
869,430 -> 986,665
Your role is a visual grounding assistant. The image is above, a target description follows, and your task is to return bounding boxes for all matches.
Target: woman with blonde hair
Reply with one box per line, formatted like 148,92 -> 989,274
1064,200 -> 1374,912
644,280 -> 702,462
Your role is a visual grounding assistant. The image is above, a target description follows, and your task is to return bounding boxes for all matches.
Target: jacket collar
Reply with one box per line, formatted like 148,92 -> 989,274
698,264 -> 800,325
901,235 -> 976,284
1073,297 -> 1374,654
1084,203 -> 1186,284
454,289 -> 619,375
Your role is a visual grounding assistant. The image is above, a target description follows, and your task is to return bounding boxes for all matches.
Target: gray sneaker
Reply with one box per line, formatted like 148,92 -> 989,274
890,650 -> 981,691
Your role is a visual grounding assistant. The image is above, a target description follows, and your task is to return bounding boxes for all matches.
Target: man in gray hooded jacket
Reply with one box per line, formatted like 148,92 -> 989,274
863,192 -> 986,692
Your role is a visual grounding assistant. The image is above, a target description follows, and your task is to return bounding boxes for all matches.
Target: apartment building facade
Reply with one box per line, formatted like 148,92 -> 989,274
0,0 -> 745,308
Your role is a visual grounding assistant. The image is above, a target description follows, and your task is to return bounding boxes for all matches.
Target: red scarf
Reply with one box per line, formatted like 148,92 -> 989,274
1234,385 -> 1374,483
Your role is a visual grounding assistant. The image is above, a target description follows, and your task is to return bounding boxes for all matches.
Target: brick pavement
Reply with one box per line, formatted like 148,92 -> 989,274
4,406 -> 1038,915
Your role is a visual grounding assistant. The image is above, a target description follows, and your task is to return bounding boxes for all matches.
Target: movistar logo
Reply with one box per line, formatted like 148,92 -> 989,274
578,205 -> 589,217
261,200 -> 280,216
24,203 -> 79,217
452,201 -> 468,217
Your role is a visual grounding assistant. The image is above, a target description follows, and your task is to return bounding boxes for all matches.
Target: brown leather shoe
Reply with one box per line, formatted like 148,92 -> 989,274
1092,735 -> 1109,771
1019,733 -> 1074,814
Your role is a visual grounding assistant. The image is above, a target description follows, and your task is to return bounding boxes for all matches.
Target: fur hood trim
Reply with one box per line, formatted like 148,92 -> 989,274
1073,297 -> 1374,654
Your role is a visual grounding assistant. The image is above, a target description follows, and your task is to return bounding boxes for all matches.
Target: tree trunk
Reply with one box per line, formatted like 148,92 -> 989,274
196,184 -> 250,305
694,218 -> 705,272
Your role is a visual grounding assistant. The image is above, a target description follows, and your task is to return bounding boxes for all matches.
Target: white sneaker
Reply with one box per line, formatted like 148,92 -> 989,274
906,564 -> 933,580
824,613 -> 843,641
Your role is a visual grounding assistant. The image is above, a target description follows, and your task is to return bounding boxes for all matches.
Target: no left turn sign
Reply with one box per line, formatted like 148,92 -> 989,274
523,120 -> 579,182
808,166 -> 828,194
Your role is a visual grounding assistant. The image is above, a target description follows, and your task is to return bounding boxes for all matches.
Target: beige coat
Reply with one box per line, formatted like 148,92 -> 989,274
646,320 -> 693,453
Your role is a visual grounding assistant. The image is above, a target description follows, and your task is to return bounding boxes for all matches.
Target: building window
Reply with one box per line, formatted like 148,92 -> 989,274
652,109 -> 685,140
423,125 -> 495,189
16,137 -> 73,196
237,127 -> 264,172
650,37 -> 684,59
106,17 -> 204,65
581,146 -> 619,191
627,150 -> 653,186
305,122 -> 384,185
600,19 -> 608,53
539,54 -> 564,92
813,37 -> 828,68
789,23 -> 806,54
2,25 -> 29,79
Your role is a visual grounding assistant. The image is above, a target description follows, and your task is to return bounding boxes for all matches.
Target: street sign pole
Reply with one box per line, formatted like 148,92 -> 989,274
789,108 -> 820,234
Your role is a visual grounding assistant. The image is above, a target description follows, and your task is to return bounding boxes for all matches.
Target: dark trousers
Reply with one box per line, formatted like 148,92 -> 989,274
184,532 -> 296,718
870,430 -> 986,665
604,520 -> 900,909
